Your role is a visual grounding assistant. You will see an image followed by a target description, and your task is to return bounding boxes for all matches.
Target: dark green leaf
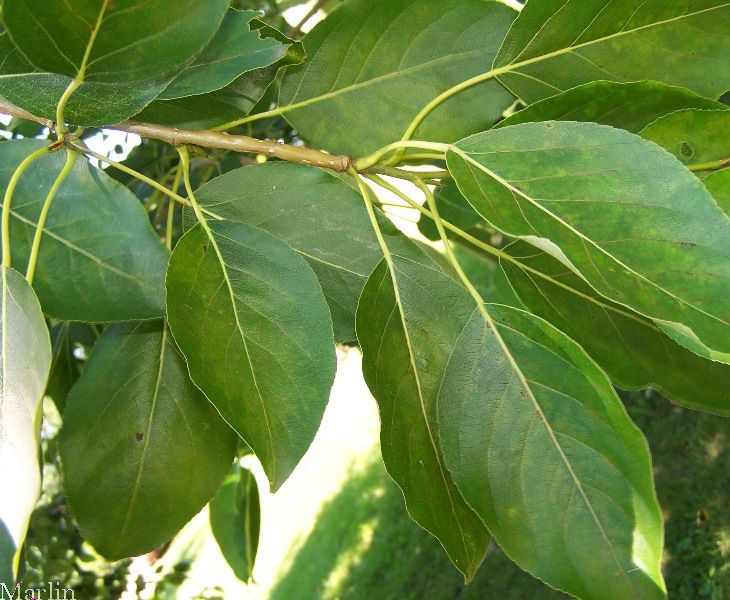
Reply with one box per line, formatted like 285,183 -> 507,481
640,109 -> 730,173
0,267 -> 51,585
494,0 -> 730,103
438,300 -> 665,600
356,251 -> 491,581
497,81 -> 726,132
0,140 -> 169,321
166,221 -> 336,490
60,321 -> 237,560
159,10 -> 288,100
46,322 -> 99,413
185,162 -> 399,343
0,0 -> 230,124
418,181 -> 483,242
210,463 -> 260,582
136,21 -> 304,130
447,121 -> 730,355
279,0 -> 516,155
500,241 -> 730,414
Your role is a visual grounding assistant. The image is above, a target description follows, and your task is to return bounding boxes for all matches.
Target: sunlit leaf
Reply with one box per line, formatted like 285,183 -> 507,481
0,267 -> 51,585
447,121 -> 730,355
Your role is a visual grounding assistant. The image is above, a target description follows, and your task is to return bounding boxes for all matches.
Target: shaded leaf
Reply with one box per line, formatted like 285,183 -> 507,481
159,10 -> 288,100
1,0 -> 229,124
494,0 -> 730,103
279,0 -> 516,155
438,299 -> 665,600
166,221 -> 336,490
210,463 -> 260,582
60,321 -> 237,560
640,109 -> 730,174
0,140 -> 169,322
497,81 -> 726,132
185,162 -> 399,342
500,241 -> 730,414
46,322 -> 99,413
0,267 -> 51,585
705,168 -> 730,214
447,121 -> 730,355
356,251 -> 491,581
418,181 -> 484,242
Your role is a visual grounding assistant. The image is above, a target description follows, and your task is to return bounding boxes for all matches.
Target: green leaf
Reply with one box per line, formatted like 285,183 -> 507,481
46,322 -> 99,413
0,0 -> 230,124
185,162 -> 402,343
705,168 -> 730,214
279,0 -> 516,155
0,140 -> 169,322
497,81 -> 727,132
438,300 -> 665,600
209,463 -> 260,582
166,221 -> 336,490
493,0 -> 730,103
136,21 -> 304,130
356,251 -> 491,581
500,241 -> 730,414
0,267 -> 51,585
418,181 -> 483,242
159,10 -> 288,100
59,320 -> 237,560
447,121 -> 730,355
640,109 -> 730,173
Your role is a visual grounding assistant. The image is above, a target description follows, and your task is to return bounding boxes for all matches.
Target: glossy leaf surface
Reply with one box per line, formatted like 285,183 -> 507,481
0,267 -> 51,585
447,121 -> 730,355
280,0 -> 516,155
60,321 -> 237,560
494,0 -> 730,103
166,221 -> 336,490
0,141 -> 168,321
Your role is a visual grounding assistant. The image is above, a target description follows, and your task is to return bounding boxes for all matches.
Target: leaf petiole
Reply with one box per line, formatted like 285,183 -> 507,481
26,149 -> 78,284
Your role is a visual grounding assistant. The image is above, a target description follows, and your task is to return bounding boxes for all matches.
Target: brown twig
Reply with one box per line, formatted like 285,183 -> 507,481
0,98 -> 354,173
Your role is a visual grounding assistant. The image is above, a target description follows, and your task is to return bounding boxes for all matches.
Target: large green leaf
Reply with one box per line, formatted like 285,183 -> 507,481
447,121 -> 730,355
159,10 -> 288,100
279,0 -> 516,155
136,21 -> 305,130
497,81 -> 727,132
356,252 -> 491,581
0,0 -> 229,124
437,299 -> 665,600
184,162 -> 399,343
166,221 -> 336,490
640,109 -> 730,173
493,0 -> 730,104
209,463 -> 260,582
60,321 -> 236,560
0,267 -> 51,585
0,140 -> 169,322
500,241 -> 730,415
